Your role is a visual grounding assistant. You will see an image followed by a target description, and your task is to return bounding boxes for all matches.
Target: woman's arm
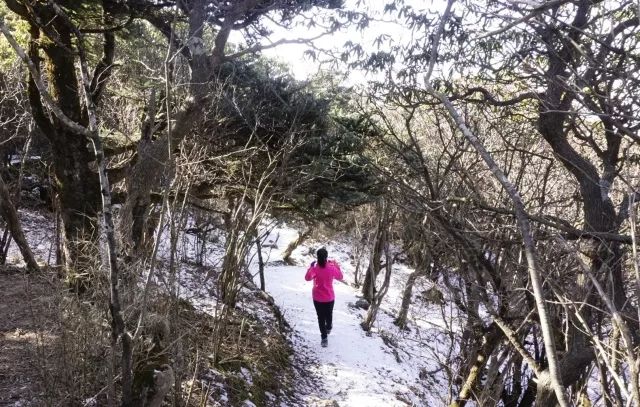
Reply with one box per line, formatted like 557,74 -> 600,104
305,264 -> 316,281
332,261 -> 344,281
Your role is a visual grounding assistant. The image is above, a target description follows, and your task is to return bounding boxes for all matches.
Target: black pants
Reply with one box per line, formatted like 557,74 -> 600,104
313,300 -> 334,339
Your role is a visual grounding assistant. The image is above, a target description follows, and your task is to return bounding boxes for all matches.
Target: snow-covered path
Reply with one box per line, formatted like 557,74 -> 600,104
264,265 -> 422,407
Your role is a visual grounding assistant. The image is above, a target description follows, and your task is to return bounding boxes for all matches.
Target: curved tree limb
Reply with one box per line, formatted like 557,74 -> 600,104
423,0 -> 569,404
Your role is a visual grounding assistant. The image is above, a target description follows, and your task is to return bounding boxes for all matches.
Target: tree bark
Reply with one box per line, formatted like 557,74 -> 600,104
120,99 -> 203,256
1,11 -> 133,402
352,235 -> 367,287
531,4 -> 630,403
39,14 -> 101,284
120,0 -> 228,257
52,132 -> 100,286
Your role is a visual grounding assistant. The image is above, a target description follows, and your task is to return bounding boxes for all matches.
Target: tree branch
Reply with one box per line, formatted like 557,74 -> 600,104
423,1 -> 569,402
0,17 -> 91,137
89,4 -> 117,103
476,0 -> 572,40
453,87 -> 542,107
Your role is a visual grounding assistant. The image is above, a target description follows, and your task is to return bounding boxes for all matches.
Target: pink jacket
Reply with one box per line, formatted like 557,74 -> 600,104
305,260 -> 343,302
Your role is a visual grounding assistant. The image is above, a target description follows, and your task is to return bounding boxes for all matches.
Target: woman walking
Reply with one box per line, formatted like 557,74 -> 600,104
305,248 -> 343,347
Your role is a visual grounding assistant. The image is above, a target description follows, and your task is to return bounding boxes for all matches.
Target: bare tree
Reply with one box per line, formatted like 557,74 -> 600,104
337,0 -> 640,403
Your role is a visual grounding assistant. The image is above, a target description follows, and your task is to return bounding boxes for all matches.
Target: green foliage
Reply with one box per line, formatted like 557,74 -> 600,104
0,4 -> 29,71
194,56 -> 381,214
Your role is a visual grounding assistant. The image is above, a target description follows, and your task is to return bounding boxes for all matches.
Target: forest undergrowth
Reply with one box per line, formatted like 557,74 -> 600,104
0,210 -> 307,407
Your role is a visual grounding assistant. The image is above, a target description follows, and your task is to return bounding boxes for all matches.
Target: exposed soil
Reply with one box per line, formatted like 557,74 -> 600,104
0,266 -> 58,406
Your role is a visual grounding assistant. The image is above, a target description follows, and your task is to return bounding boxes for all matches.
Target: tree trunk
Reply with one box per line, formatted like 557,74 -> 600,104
361,240 -> 392,331
353,235 -> 368,287
0,228 -> 10,264
433,90 -> 570,406
450,323 -> 500,407
120,0 -> 230,259
0,174 -> 39,271
394,268 -> 423,329
361,199 -> 392,331
4,13 -> 101,285
530,2 -> 631,401
40,19 -> 101,285
52,134 -> 100,287
282,227 -> 311,265
362,202 -> 387,303
1,133 -> 33,265
256,234 -> 265,291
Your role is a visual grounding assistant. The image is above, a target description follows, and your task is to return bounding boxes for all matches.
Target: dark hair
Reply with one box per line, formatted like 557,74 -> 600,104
317,248 -> 328,267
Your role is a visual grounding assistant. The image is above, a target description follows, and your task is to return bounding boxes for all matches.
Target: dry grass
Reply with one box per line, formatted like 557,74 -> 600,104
170,287 -> 296,407
0,263 -> 299,406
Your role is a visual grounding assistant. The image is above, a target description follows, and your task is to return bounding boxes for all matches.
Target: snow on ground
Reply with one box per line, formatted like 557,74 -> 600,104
266,264 -> 421,406
5,210 -> 56,265
253,223 -> 452,406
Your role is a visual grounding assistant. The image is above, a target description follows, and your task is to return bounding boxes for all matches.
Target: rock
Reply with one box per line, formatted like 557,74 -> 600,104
355,298 -> 370,310
420,286 -> 444,305
146,365 -> 174,407
380,331 -> 398,348
314,400 -> 339,407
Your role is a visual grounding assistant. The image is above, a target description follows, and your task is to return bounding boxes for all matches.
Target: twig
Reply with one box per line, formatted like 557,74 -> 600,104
557,236 -> 640,406
185,350 -> 200,405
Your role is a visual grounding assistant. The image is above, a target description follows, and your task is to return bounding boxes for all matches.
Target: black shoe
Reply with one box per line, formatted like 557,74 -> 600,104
321,337 -> 328,347
326,328 -> 332,335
